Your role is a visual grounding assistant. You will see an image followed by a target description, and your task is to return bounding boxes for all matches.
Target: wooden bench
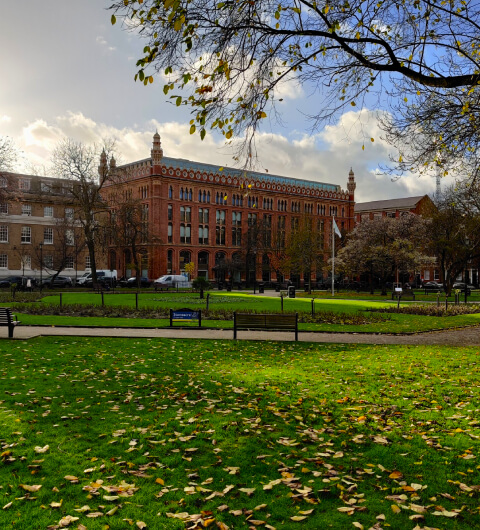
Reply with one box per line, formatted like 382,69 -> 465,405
233,312 -> 298,341
0,307 -> 20,338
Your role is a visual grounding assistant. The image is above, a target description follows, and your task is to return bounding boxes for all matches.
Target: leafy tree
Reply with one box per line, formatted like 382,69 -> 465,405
51,139 -> 115,286
337,214 -> 429,294
428,183 -> 480,295
110,0 -> 480,160
192,276 -> 211,299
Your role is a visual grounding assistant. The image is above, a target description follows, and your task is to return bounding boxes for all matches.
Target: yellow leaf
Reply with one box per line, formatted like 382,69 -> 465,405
291,515 -> 307,521
389,471 -> 403,479
155,478 -> 164,485
391,505 -> 401,514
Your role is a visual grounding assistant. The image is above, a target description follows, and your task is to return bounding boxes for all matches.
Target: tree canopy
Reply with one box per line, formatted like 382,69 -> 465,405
110,0 -> 480,162
337,214 -> 429,293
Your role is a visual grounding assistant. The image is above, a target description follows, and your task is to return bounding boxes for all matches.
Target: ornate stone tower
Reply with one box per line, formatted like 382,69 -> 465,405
151,131 -> 164,169
98,149 -> 108,177
347,168 -> 356,198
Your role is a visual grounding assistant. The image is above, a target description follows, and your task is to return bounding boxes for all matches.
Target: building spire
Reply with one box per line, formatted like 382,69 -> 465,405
347,168 -> 356,197
151,130 -> 163,166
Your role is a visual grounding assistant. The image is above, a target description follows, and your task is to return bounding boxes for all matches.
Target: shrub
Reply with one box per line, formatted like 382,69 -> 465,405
368,304 -> 480,317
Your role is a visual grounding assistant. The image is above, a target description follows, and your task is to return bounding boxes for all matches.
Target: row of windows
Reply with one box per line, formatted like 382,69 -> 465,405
167,185 -> 347,215
0,176 -> 73,195
0,204 -> 74,218
169,206 -> 341,228
167,218 -> 327,246
0,226 -> 74,245
0,254 -> 79,269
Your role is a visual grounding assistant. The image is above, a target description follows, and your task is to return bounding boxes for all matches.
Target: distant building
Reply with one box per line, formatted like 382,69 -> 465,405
0,172 -> 90,282
102,132 -> 357,285
354,195 -> 436,222
355,194 -> 441,286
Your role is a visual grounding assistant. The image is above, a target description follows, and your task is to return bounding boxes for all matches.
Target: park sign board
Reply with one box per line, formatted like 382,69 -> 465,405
169,308 -> 202,327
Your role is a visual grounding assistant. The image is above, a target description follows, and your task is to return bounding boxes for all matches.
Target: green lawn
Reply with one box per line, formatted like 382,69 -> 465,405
1,338 -> 479,529
8,291 -> 480,333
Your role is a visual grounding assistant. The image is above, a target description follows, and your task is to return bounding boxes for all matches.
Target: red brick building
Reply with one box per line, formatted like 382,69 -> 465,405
103,132 -> 357,285
354,195 -> 435,222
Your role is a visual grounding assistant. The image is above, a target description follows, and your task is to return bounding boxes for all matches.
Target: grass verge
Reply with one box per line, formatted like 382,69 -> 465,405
1,338 -> 479,529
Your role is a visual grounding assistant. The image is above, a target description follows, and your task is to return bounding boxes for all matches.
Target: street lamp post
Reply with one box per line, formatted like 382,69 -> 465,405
39,243 -> 43,292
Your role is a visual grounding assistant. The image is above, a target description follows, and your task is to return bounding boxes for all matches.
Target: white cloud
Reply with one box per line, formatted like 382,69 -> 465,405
96,35 -> 116,52
0,115 -> 11,123
12,110 -> 448,200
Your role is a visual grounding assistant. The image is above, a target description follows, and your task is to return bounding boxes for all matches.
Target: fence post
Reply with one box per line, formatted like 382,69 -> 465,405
311,298 -> 315,316
280,293 -> 284,312
101,292 -> 104,307
445,297 -> 448,310
206,293 -> 210,311
136,292 -> 139,310
59,293 -> 62,309
437,293 -> 440,307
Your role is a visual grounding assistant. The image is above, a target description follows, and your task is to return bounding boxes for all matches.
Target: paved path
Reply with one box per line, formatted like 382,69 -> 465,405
5,324 -> 480,345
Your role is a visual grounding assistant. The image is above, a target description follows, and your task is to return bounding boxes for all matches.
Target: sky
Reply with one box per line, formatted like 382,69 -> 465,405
0,0 -> 450,202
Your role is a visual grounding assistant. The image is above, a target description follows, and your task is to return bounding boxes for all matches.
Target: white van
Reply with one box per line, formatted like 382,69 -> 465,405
77,270 -> 117,287
153,274 -> 191,291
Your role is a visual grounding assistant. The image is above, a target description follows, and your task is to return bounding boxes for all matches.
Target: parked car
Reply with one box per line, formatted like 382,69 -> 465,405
126,277 -> 152,288
0,276 -> 37,290
453,282 -> 475,293
41,275 -> 73,288
153,275 -> 191,290
423,281 -> 444,291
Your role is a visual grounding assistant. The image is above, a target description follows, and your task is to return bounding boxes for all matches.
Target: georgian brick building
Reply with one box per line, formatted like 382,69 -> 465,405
0,172 -> 90,281
103,132 -> 357,285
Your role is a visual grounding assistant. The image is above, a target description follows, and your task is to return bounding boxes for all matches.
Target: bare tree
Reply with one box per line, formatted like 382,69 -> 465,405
428,183 -> 480,295
110,0 -> 480,162
51,139 -> 115,286
106,183 -> 159,288
0,137 -> 19,172
282,216 -> 325,292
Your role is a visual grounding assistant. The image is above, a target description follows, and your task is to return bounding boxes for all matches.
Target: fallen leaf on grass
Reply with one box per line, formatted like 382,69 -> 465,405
137,522 -> 147,529
58,515 -> 79,527
389,471 -> 403,479
20,484 -> 42,492
239,487 -> 256,496
34,445 -> 49,453
391,505 -> 401,514
2,502 -> 12,510
432,510 -> 459,517
352,523 -> 363,529
290,516 -> 307,521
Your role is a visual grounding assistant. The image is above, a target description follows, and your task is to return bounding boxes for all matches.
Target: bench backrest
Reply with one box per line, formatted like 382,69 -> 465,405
0,308 -> 13,325
234,313 -> 297,328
